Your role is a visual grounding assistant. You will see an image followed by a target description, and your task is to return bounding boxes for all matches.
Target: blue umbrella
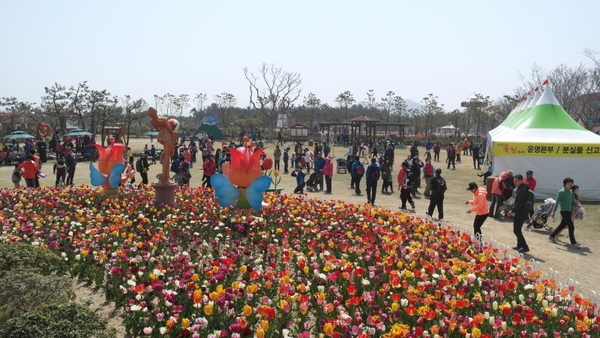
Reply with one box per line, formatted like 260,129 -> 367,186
2,131 -> 36,139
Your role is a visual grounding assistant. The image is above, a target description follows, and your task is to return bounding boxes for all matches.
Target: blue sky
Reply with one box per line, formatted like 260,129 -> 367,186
1,1 -> 599,112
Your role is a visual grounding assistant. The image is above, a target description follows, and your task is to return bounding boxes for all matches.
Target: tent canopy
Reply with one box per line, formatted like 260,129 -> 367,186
193,124 -> 225,140
488,83 -> 600,201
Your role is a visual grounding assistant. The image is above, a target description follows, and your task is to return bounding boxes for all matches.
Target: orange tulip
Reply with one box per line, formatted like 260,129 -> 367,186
222,147 -> 265,187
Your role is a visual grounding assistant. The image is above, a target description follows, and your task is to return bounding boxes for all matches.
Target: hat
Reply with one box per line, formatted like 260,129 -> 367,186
466,182 -> 478,191
526,170 -> 533,174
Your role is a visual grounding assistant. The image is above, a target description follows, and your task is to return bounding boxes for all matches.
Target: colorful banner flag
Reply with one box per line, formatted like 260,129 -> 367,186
494,142 -> 600,157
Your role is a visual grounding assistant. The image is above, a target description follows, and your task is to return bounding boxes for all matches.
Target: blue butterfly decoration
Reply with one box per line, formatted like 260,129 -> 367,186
210,174 -> 271,210
89,163 -> 125,189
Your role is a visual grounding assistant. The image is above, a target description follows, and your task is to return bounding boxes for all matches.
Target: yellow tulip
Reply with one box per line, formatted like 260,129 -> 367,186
243,305 -> 253,316
203,302 -> 214,315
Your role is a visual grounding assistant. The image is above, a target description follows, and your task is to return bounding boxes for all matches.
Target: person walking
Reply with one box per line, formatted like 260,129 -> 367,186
427,169 -> 446,220
65,148 -> 77,186
313,152 -> 325,191
365,158 -> 381,205
273,146 -> 282,171
465,182 -> 489,239
506,174 -> 530,253
472,143 -> 481,169
397,161 -> 415,210
283,147 -> 290,174
548,177 -> 580,249
291,166 -> 306,194
433,142 -> 440,162
489,171 -> 509,218
322,156 -> 333,194
446,144 -> 456,170
350,156 -> 365,196
17,155 -> 39,188
380,157 -> 393,194
53,158 -> 67,186
202,155 -> 217,188
138,151 -> 151,186
422,158 -> 435,197
384,143 -> 395,169
523,170 -> 537,217
12,164 -> 22,188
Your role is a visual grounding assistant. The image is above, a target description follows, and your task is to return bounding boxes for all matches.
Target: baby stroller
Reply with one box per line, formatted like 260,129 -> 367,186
305,172 -> 321,192
337,158 -> 347,174
495,196 -> 515,219
527,198 -> 555,233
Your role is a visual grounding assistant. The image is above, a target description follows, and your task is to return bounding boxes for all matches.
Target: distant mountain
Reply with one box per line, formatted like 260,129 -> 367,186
405,99 -> 421,110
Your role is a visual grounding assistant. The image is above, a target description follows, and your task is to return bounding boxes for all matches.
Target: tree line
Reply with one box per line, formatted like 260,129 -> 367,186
2,56 -> 599,144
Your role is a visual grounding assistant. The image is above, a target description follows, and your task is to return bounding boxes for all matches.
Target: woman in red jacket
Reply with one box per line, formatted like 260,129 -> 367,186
322,156 -> 334,194
397,161 -> 415,210
17,155 -> 39,188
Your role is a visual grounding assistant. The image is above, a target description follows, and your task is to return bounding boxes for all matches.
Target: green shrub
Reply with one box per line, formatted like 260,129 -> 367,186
0,242 -> 67,277
0,302 -> 117,338
0,269 -> 74,322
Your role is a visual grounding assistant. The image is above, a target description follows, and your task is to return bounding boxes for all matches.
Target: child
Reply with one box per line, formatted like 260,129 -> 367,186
12,164 -> 22,188
291,166 -> 306,194
53,159 -> 67,186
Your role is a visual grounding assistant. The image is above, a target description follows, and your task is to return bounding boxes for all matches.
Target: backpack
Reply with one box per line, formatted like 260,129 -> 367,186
435,177 -> 447,194
369,165 -> 380,180
526,190 -> 535,211
356,164 -> 364,175
135,157 -> 143,172
406,170 -> 415,187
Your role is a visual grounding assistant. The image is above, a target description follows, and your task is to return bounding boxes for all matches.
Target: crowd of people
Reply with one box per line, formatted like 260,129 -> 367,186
7,132 -> 585,254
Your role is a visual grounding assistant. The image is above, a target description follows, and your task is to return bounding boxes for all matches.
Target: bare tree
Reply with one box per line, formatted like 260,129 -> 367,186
243,63 -> 302,141
97,95 -> 120,146
335,91 -> 355,122
465,93 -> 490,136
173,94 -> 190,120
366,89 -> 376,113
65,81 -> 90,130
418,94 -> 445,137
192,93 -> 208,124
0,98 -> 39,133
88,89 -> 111,135
41,83 -> 69,133
120,95 -> 147,145
213,92 -> 237,128
303,92 -> 321,129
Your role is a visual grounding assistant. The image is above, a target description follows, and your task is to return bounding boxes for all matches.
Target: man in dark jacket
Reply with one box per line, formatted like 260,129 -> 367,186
139,151 -> 150,185
507,174 -> 530,253
283,148 -> 290,174
427,169 -> 446,220
365,158 -> 380,205
350,156 -> 365,196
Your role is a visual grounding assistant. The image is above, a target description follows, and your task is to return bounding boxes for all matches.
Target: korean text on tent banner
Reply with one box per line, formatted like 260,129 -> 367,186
494,142 -> 600,157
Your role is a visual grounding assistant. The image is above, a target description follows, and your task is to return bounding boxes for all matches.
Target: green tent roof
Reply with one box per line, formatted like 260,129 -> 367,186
513,84 -> 586,131
193,124 -> 225,139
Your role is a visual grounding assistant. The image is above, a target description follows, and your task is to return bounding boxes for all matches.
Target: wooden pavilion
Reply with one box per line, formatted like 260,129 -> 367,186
318,115 -> 408,143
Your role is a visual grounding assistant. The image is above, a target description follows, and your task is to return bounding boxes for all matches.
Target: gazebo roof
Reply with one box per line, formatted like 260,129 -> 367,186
350,115 -> 379,123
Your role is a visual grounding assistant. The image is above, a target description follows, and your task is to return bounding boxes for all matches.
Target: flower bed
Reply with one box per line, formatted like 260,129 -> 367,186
0,186 -> 599,337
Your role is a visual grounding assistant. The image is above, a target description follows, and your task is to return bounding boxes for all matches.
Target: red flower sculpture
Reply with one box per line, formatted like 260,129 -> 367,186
223,147 -> 264,187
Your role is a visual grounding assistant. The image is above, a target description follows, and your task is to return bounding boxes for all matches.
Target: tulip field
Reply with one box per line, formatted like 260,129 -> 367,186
1,185 -> 599,337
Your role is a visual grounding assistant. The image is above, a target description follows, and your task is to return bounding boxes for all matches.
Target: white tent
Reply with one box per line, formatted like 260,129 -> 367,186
487,82 -> 600,201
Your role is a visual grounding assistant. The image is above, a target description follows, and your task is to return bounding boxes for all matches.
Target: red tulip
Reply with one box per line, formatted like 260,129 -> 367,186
93,143 -> 125,175
262,157 -> 273,170
223,147 -> 265,187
